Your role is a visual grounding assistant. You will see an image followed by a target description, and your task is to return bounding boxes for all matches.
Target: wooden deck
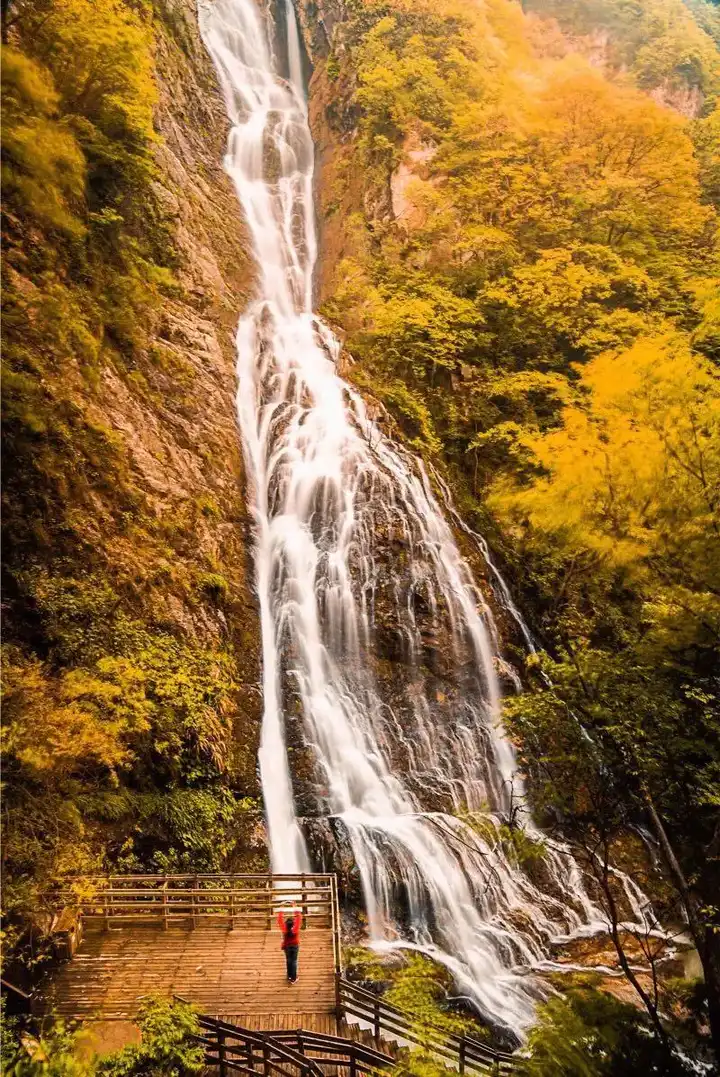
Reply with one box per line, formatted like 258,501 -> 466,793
35,867 -> 515,1073
40,924 -> 336,1023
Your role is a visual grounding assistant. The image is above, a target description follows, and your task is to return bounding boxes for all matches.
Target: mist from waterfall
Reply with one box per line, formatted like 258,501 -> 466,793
197,0 -> 652,1039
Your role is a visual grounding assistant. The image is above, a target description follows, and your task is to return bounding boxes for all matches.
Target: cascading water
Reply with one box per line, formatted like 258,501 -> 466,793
198,0 -> 655,1039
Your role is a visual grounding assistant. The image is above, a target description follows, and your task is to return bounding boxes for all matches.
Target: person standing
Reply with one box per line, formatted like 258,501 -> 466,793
278,908 -> 302,983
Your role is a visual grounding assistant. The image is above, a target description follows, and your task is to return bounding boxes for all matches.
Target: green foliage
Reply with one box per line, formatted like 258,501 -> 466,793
492,336 -> 720,903
198,571 -> 230,603
343,944 -> 387,984
97,996 -> 203,1076
1,47 -> 86,235
491,334 -> 720,649
518,988 -> 695,1076
663,976 -> 710,1042
1,589 -> 252,942
0,998 -> 202,1076
503,649 -> 720,949
498,824 -> 547,869
0,1019 -> 92,1077
326,0 -> 716,477
460,810 -> 547,868
326,52 -> 341,80
1,1000 -> 22,1070
343,949 -> 488,1045
392,1050 -> 451,1077
387,955 -> 481,1037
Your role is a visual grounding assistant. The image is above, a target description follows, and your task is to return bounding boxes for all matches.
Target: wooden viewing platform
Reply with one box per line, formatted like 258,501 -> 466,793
39,874 -> 340,1030
37,873 -> 515,1073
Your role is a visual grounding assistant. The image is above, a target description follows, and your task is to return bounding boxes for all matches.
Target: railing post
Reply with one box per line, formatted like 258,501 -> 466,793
335,971 -> 342,1023
330,874 -> 341,974
230,887 -> 235,929
301,872 -> 308,925
262,1041 -> 270,1077
266,877 -> 272,930
248,1041 -> 255,1073
192,874 -> 198,929
350,1051 -> 357,1077
104,889 -> 110,932
373,996 -> 380,1044
218,1030 -> 227,1077
162,878 -> 169,930
459,1033 -> 465,1076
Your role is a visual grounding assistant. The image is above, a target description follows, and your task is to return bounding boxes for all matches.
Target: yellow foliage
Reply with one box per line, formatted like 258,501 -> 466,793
490,334 -> 720,641
534,62 -> 708,242
25,0 -> 157,146
1,650 -> 145,779
525,0 -> 720,102
1,47 -> 86,235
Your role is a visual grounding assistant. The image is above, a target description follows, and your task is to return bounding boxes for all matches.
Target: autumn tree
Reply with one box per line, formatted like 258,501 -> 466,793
492,335 -> 720,1052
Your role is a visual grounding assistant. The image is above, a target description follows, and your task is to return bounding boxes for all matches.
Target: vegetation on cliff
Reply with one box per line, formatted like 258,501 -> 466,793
1,995 -> 203,1075
313,0 -> 719,1064
1,0 -> 262,971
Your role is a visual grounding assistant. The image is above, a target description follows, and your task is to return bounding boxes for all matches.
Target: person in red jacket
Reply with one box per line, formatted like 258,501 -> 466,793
277,908 -> 302,983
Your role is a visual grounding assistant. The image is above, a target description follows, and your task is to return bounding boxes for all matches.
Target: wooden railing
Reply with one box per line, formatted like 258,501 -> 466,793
198,1017 -> 322,1077
264,1028 -> 394,1075
338,978 -> 515,1076
55,874 -> 339,934
197,1016 -> 394,1077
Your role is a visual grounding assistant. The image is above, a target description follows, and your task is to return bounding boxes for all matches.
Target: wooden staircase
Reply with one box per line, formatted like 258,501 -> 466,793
198,1018 -> 394,1076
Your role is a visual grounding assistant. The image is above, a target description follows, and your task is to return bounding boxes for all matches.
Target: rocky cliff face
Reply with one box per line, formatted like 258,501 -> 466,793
114,0 -> 260,675
106,0 -> 266,811
1,0 -> 267,937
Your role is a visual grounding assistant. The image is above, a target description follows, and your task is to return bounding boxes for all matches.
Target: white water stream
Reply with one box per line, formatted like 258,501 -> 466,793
198,0 -> 654,1039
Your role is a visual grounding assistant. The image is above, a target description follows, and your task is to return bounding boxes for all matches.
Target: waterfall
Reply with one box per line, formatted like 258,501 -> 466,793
197,0 -> 654,1039
284,0 -> 305,106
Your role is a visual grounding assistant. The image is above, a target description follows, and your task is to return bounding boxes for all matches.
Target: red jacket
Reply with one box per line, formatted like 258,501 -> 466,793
278,910 -> 302,949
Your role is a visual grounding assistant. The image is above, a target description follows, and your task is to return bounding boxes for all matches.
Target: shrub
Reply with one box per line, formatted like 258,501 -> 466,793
97,996 -> 203,1076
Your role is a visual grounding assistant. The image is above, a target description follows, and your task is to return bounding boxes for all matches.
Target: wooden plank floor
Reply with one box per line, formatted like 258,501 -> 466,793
217,1013 -> 339,1033
39,925 -> 336,1021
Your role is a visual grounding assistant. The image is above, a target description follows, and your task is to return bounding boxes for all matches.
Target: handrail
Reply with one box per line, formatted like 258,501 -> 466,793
196,1016 -> 394,1077
329,874 -> 342,976
339,977 -> 515,1074
262,1028 -> 393,1070
53,874 -> 337,931
198,1017 -> 325,1077
60,874 -> 337,882
195,1012 -> 512,1076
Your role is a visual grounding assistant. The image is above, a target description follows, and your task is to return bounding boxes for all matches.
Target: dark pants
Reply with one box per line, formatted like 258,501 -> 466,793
285,946 -> 299,981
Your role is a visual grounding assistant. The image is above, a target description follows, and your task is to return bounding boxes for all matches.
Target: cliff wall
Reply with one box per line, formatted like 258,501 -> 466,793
1,0 -> 265,953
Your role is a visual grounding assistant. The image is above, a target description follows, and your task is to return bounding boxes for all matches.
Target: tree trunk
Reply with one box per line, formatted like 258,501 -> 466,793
643,789 -> 720,1059
593,844 -> 671,1055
